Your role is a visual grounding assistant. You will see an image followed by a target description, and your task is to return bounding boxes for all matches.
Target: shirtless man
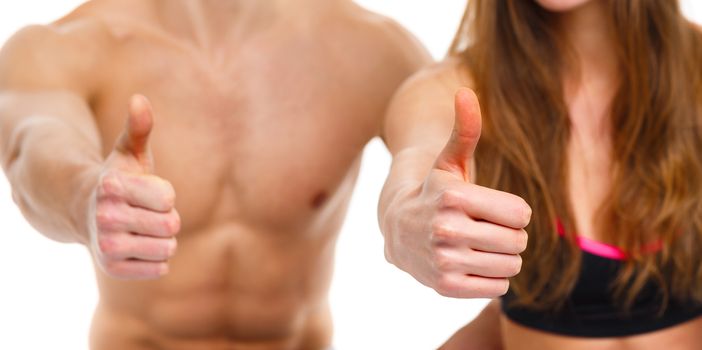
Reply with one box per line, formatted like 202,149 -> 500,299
0,0 -> 429,348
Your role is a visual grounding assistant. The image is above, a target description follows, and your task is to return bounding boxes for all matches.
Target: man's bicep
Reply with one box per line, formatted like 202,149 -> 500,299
0,23 -> 105,120
0,25 -> 104,167
0,18 -> 111,93
0,91 -> 103,172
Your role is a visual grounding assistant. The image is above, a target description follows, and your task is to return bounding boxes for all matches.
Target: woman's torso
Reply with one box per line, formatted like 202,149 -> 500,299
499,64 -> 702,348
501,313 -> 702,350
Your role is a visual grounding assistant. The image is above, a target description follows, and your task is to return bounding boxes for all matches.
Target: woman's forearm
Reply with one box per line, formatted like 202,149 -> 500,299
378,145 -> 439,238
441,299 -> 504,350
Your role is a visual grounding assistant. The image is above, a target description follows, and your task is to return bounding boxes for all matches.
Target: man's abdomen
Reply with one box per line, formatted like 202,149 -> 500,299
90,220 -> 341,350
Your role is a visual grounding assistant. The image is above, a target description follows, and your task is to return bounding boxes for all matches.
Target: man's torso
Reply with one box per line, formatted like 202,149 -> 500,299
41,1 -> 426,348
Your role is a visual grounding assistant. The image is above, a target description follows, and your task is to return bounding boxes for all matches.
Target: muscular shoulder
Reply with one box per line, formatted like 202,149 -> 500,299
331,5 -> 433,131
0,10 -> 116,95
341,6 -> 432,81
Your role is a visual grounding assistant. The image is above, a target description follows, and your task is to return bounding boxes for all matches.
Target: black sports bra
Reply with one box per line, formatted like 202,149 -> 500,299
501,225 -> 702,337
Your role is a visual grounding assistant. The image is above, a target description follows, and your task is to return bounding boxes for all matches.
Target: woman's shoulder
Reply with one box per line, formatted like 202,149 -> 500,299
383,57 -> 477,143
394,57 -> 474,102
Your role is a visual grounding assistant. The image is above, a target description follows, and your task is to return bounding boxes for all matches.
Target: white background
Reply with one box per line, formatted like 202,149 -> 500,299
0,1 -> 701,350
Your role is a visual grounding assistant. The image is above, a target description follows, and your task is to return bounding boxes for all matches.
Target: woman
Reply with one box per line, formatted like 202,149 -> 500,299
379,0 -> 702,349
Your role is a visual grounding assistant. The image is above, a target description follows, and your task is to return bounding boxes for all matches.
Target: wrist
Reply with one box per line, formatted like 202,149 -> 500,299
379,180 -> 423,267
379,180 -> 422,233
69,163 -> 101,245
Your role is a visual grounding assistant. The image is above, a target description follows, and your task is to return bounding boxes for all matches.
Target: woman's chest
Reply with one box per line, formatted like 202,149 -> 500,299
566,130 -> 613,240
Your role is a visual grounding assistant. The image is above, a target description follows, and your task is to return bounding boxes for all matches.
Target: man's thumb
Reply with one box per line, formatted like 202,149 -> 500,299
115,94 -> 154,162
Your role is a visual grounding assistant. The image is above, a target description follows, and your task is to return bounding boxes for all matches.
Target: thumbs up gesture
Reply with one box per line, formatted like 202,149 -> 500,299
87,95 -> 180,280
384,88 -> 531,298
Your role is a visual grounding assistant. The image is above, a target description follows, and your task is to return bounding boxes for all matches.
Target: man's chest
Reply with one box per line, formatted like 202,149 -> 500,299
90,43 -> 382,231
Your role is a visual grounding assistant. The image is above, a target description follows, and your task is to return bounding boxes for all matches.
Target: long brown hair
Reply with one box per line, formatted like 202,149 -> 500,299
450,0 -> 702,310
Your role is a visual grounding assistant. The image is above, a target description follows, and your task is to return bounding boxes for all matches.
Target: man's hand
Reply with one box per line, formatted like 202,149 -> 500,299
88,95 -> 180,280
383,88 -> 530,298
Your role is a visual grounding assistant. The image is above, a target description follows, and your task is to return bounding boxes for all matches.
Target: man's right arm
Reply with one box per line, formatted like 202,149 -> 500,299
0,25 -> 105,244
0,24 -> 179,279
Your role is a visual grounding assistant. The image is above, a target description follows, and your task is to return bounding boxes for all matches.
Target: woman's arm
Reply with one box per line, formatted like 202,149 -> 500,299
379,63 -> 531,298
440,300 -> 504,350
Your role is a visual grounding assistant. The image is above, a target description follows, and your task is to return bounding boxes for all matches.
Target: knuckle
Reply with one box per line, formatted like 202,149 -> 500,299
98,172 -> 122,198
97,235 -> 119,256
435,275 -> 457,297
432,250 -> 454,272
95,208 -> 119,231
430,219 -> 456,243
383,245 -> 394,264
437,189 -> 461,209
95,210 -> 111,230
102,259 -> 121,277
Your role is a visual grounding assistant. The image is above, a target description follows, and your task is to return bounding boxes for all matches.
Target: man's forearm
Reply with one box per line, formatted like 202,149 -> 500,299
6,124 -> 101,244
0,92 -> 103,244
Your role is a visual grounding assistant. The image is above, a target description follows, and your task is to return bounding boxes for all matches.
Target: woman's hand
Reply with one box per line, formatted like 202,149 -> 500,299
381,89 -> 530,298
